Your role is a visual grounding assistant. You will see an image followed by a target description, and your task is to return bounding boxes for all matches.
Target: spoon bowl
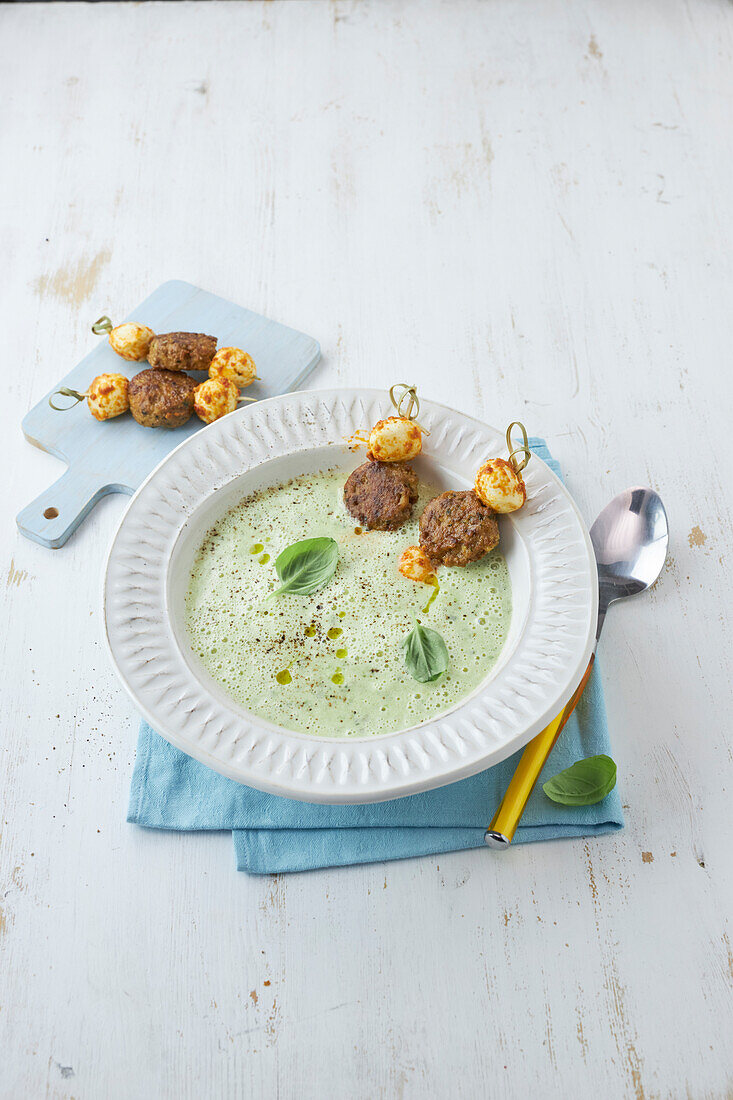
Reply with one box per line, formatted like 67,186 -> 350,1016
590,487 -> 669,636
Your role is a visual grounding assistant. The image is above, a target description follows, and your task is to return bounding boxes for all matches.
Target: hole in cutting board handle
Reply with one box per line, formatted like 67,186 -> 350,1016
44,507 -> 59,519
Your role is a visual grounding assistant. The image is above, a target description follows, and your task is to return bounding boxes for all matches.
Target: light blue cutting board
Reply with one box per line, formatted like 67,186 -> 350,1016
18,280 -> 321,549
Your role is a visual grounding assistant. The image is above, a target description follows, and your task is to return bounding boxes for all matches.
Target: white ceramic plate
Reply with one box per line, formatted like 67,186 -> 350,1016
103,388 -> 597,803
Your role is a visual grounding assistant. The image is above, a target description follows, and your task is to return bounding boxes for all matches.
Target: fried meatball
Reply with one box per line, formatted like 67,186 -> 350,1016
147,332 -> 217,372
419,490 -> 499,567
343,460 -> 418,531
128,368 -> 196,428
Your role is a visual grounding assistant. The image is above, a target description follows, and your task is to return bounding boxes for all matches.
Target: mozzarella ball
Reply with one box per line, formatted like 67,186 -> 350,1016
398,545 -> 436,585
474,457 -> 526,513
194,377 -> 239,424
209,347 -> 258,389
108,322 -> 155,361
87,373 -> 129,421
368,417 -> 422,463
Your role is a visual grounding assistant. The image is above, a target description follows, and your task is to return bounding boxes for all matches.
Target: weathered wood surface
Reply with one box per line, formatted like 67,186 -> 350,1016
1,1 -> 731,1097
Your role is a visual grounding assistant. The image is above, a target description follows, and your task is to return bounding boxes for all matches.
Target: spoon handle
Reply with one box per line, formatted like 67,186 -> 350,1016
484,654 -> 596,848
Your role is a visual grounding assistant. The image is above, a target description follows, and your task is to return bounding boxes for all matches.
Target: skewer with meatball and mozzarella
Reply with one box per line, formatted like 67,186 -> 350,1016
399,420 -> 531,587
343,385 -> 427,531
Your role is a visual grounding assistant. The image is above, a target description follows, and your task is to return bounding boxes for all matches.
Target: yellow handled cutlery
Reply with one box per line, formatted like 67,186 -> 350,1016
485,486 -> 668,848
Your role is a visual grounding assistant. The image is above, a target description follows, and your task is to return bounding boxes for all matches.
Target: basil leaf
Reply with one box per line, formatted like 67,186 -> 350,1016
542,754 -> 617,806
401,621 -> 449,683
271,537 -> 339,597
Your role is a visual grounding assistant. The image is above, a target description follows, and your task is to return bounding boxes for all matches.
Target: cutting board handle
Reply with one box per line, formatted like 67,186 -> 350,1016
16,467 -> 131,550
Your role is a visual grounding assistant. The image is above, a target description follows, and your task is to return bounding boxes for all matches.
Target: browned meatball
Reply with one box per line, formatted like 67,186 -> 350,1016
147,332 -> 217,372
419,490 -> 499,567
343,460 -> 419,531
128,368 -> 196,428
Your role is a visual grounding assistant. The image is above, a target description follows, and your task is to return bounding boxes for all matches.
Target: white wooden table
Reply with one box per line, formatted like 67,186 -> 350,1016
2,2 -> 732,1096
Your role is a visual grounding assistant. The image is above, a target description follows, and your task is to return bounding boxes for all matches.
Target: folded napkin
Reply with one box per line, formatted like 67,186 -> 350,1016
128,440 -> 623,873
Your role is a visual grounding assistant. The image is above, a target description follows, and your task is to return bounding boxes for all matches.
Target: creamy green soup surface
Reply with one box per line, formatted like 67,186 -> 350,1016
185,467 -> 512,738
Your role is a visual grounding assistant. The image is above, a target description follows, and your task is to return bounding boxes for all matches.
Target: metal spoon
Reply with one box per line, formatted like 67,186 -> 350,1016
485,486 -> 669,848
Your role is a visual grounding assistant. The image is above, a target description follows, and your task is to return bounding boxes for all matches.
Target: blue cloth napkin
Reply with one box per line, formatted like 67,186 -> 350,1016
128,440 -> 623,873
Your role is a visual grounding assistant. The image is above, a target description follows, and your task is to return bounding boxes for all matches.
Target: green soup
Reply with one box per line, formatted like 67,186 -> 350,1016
185,468 -> 512,738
